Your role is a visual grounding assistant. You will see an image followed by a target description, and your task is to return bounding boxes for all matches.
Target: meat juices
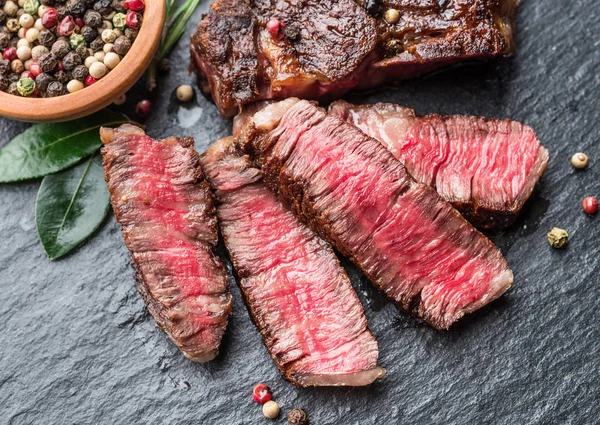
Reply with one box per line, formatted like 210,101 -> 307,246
191,0 -> 519,116
329,100 -> 549,229
200,137 -> 384,386
237,99 -> 514,330
100,125 -> 231,362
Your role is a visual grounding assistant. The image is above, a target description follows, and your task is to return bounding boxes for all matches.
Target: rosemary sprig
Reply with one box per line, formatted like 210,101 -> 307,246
146,0 -> 201,91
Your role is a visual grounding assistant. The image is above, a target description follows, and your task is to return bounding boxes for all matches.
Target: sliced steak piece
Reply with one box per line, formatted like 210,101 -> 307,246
237,99 -> 513,330
190,0 -> 518,116
190,0 -> 377,117
201,137 -> 384,386
100,124 -> 232,362
329,100 -> 548,229
358,0 -> 519,88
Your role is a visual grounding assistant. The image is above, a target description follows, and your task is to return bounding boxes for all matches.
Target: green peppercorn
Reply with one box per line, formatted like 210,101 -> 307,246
69,32 -> 85,49
38,29 -> 56,48
0,32 -> 9,49
54,69 -> 68,83
112,35 -> 130,55
112,12 -> 125,29
81,25 -> 97,42
16,77 -> 35,96
50,39 -> 69,58
71,64 -> 88,81
62,51 -> 81,70
35,72 -> 53,91
23,0 -> 39,15
6,18 -> 20,32
38,52 -> 58,72
84,10 -> 102,28
46,80 -> 63,97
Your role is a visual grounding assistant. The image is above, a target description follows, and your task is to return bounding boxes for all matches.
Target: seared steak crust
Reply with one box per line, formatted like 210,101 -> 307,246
201,137 -> 384,386
191,0 -> 518,116
329,100 -> 548,229
236,99 -> 513,330
100,125 -> 232,362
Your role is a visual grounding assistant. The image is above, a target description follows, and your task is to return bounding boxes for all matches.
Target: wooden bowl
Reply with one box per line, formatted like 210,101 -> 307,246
0,0 -> 166,123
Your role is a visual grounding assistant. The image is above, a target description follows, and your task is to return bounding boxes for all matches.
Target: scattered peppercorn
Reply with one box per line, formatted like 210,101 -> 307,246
384,8 -> 400,24
252,383 -> 273,404
266,18 -> 285,39
547,227 -> 569,249
112,92 -> 125,105
582,196 -> 598,215
571,152 -> 588,169
156,57 -> 169,75
262,401 -> 280,419
135,99 -> 150,117
287,408 -> 308,425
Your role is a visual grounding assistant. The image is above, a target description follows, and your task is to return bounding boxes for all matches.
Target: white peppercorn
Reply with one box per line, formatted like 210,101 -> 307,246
24,26 -> 38,42
16,45 -> 31,60
263,401 -> 280,419
93,50 -> 104,61
102,42 -> 112,52
66,78 -> 83,92
176,85 -> 194,102
3,1 -> 18,17
18,12 -> 33,27
84,55 -> 96,68
16,38 -> 30,48
101,28 -> 116,43
112,93 -> 125,105
88,60 -> 106,78
103,51 -> 118,69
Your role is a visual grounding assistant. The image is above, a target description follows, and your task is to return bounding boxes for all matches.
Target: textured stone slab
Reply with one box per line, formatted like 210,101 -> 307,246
0,1 -> 598,424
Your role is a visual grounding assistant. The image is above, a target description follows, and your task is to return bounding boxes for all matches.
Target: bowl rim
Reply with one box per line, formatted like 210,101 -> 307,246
0,0 -> 166,123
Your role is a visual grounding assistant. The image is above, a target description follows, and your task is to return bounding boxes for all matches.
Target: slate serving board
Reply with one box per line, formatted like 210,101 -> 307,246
1,1 -> 599,424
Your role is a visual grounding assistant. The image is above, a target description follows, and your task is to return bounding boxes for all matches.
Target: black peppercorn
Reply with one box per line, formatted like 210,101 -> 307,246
51,39 -> 70,58
81,25 -> 97,42
90,36 -> 103,51
40,0 -> 56,6
67,0 -> 86,16
10,36 -> 18,47
284,25 -> 300,41
93,0 -> 111,15
35,73 -> 54,92
112,35 -> 130,55
124,27 -> 138,41
54,70 -> 68,84
39,52 -> 59,73
56,5 -> 67,19
7,81 -> 19,95
75,43 -> 87,57
84,10 -> 102,27
0,10 -> 6,26
0,58 -> 9,75
46,80 -> 64,97
157,58 -> 170,76
0,75 -> 8,91
111,0 -> 124,12
62,51 -> 81,71
8,73 -> 19,82
0,32 -> 9,49
71,64 -> 88,81
38,29 -> 56,48
287,408 -> 308,425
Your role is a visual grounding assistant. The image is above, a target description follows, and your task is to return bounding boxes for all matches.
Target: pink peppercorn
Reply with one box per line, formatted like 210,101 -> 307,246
3,47 -> 17,61
582,197 -> 598,215
59,16 -> 76,36
126,11 -> 142,29
124,0 -> 145,12
42,8 -> 58,29
20,71 -> 32,79
252,383 -> 273,404
75,17 -> 85,28
266,18 -> 285,39
85,75 -> 98,86
29,63 -> 41,77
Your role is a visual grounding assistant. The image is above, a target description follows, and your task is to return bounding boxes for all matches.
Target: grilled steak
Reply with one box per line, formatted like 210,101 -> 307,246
329,100 -> 548,229
191,0 -> 518,116
236,99 -> 513,330
201,137 -> 385,386
100,125 -> 232,362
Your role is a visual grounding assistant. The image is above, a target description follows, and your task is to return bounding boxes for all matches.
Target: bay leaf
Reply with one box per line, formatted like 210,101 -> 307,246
35,154 -> 110,260
0,109 -> 130,182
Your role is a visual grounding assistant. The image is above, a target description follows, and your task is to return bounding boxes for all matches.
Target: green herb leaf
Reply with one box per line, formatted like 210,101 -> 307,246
35,154 -> 110,260
159,0 -> 201,59
0,109 -> 130,182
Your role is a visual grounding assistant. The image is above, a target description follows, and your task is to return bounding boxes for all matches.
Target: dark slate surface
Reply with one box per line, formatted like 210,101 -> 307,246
1,1 -> 599,424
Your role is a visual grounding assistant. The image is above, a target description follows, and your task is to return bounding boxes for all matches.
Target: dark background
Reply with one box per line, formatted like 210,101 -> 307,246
1,1 -> 598,424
